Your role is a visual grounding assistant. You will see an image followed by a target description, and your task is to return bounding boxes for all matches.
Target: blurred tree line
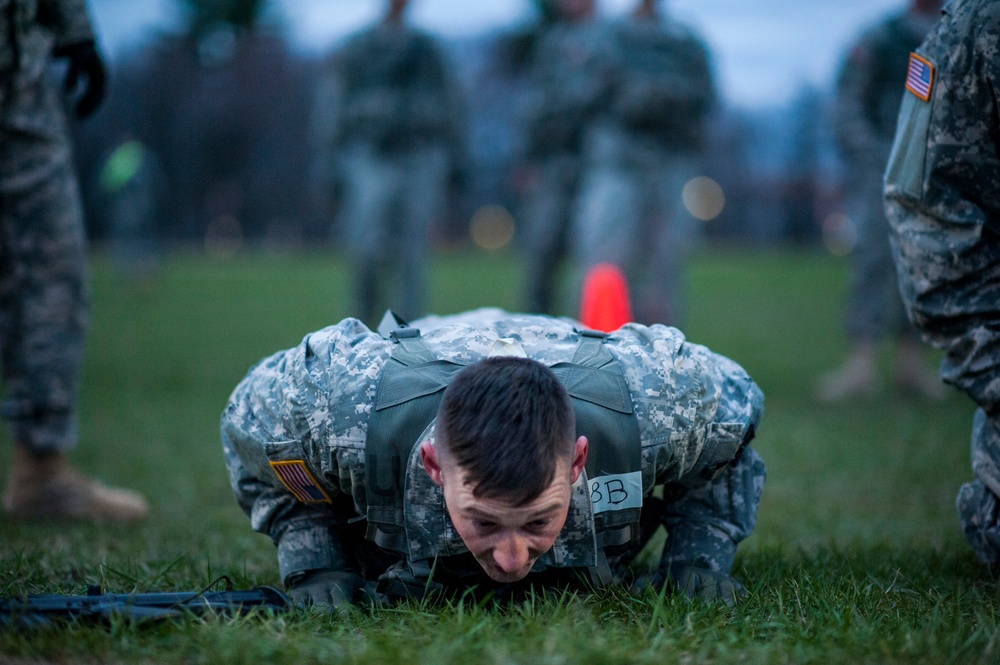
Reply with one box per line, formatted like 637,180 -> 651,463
73,0 -> 838,252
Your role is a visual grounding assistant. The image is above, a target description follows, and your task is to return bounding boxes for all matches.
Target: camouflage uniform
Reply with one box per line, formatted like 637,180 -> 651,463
0,0 -> 95,453
312,20 -> 466,325
834,9 -> 938,344
519,18 -> 618,315
222,309 -> 765,599
571,11 -> 715,326
884,0 -> 1000,564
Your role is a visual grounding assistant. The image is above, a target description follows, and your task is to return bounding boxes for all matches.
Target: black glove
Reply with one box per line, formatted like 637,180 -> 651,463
286,569 -> 363,611
55,41 -> 107,118
631,564 -> 746,607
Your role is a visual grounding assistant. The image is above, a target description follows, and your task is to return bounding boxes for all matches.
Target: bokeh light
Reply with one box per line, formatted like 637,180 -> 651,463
682,176 -> 726,221
469,204 -> 515,251
821,212 -> 857,257
205,214 -> 243,260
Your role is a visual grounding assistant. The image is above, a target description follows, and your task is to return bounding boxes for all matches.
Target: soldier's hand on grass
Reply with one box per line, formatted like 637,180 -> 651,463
286,569 -> 362,611
631,564 -> 746,607
665,564 -> 746,606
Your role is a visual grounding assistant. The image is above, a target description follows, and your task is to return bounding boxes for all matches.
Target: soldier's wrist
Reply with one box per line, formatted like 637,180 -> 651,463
661,522 -> 737,573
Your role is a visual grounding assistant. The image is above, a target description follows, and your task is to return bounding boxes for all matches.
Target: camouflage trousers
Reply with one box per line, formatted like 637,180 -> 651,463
0,72 -> 88,453
887,205 -> 1000,564
517,152 -> 581,315
571,125 -> 700,328
842,172 -> 917,343
337,142 -> 449,326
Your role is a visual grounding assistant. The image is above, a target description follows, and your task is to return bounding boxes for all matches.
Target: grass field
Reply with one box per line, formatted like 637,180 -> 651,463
0,247 -> 995,664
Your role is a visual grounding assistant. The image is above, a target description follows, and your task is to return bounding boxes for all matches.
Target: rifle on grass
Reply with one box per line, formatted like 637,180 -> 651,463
0,576 -> 290,629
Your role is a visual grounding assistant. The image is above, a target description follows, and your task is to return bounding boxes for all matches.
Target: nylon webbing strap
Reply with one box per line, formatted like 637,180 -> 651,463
366,329 -> 466,536
550,330 -> 640,482
559,331 -> 643,554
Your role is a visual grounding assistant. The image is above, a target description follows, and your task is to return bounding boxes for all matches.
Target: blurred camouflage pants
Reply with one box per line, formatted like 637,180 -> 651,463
888,208 -> 1000,564
0,73 -> 88,453
517,152 -> 581,316
571,125 -> 699,328
337,143 -> 448,326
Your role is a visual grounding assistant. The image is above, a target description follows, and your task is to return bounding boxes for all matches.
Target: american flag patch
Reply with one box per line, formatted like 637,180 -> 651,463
269,460 -> 331,504
905,52 -> 934,102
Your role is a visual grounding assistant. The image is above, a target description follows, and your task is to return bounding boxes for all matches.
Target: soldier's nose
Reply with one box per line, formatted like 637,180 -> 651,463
493,535 -> 530,574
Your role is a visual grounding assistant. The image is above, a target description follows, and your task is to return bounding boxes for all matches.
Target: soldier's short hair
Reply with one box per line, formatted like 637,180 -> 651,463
436,356 -> 576,505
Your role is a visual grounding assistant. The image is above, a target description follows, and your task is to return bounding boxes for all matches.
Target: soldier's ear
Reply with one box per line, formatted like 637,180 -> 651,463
570,436 -> 588,484
420,441 -> 445,486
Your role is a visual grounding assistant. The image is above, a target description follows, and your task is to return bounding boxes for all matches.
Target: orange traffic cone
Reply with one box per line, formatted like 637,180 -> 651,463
579,263 -> 633,332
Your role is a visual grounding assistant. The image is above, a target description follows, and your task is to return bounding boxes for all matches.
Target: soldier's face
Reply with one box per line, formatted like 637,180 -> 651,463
421,437 -> 588,583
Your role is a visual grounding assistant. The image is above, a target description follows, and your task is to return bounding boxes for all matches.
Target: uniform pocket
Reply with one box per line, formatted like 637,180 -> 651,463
884,90 -> 933,200
262,438 -> 308,463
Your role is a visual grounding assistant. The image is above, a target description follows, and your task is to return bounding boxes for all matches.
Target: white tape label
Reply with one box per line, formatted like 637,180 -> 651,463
589,471 -> 643,514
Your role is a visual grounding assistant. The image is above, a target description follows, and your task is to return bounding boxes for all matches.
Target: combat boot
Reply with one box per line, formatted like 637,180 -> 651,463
815,344 -> 877,402
897,338 -> 947,399
3,446 -> 149,523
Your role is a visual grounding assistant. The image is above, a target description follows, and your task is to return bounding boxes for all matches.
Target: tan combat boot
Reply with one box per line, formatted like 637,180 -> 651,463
3,447 -> 149,523
815,343 -> 878,402
897,338 -> 947,399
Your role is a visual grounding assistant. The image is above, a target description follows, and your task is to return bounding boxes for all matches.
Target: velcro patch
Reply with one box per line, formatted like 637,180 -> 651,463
269,460 -> 332,504
905,52 -> 934,102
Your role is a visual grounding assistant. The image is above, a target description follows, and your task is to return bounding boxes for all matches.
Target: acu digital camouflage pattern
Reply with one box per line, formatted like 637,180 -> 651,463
221,309 -> 764,597
884,0 -> 1000,564
570,9 -> 716,326
0,0 -> 94,452
835,8 -> 938,342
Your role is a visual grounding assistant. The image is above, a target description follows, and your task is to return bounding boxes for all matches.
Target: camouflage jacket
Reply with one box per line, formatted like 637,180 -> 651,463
222,311 -> 765,593
525,18 -> 620,157
0,0 -> 95,81
312,20 -> 465,157
835,9 -> 939,168
884,0 -> 999,237
609,12 -> 716,149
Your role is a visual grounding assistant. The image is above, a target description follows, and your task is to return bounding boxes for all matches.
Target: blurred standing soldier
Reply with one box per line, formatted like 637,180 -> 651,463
571,0 -> 716,327
0,0 -> 148,520
884,0 -> 1000,565
312,0 -> 467,326
816,0 -> 945,402
519,0 -> 618,315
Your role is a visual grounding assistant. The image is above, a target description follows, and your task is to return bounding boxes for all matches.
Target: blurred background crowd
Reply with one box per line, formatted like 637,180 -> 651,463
75,0 -> 878,278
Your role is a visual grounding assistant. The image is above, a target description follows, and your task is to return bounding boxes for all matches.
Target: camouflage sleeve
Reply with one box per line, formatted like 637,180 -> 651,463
37,0 -> 95,50
308,52 -> 345,191
660,446 -> 766,574
219,320 -> 382,584
221,418 -> 351,583
834,28 -> 886,164
659,350 -> 766,574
